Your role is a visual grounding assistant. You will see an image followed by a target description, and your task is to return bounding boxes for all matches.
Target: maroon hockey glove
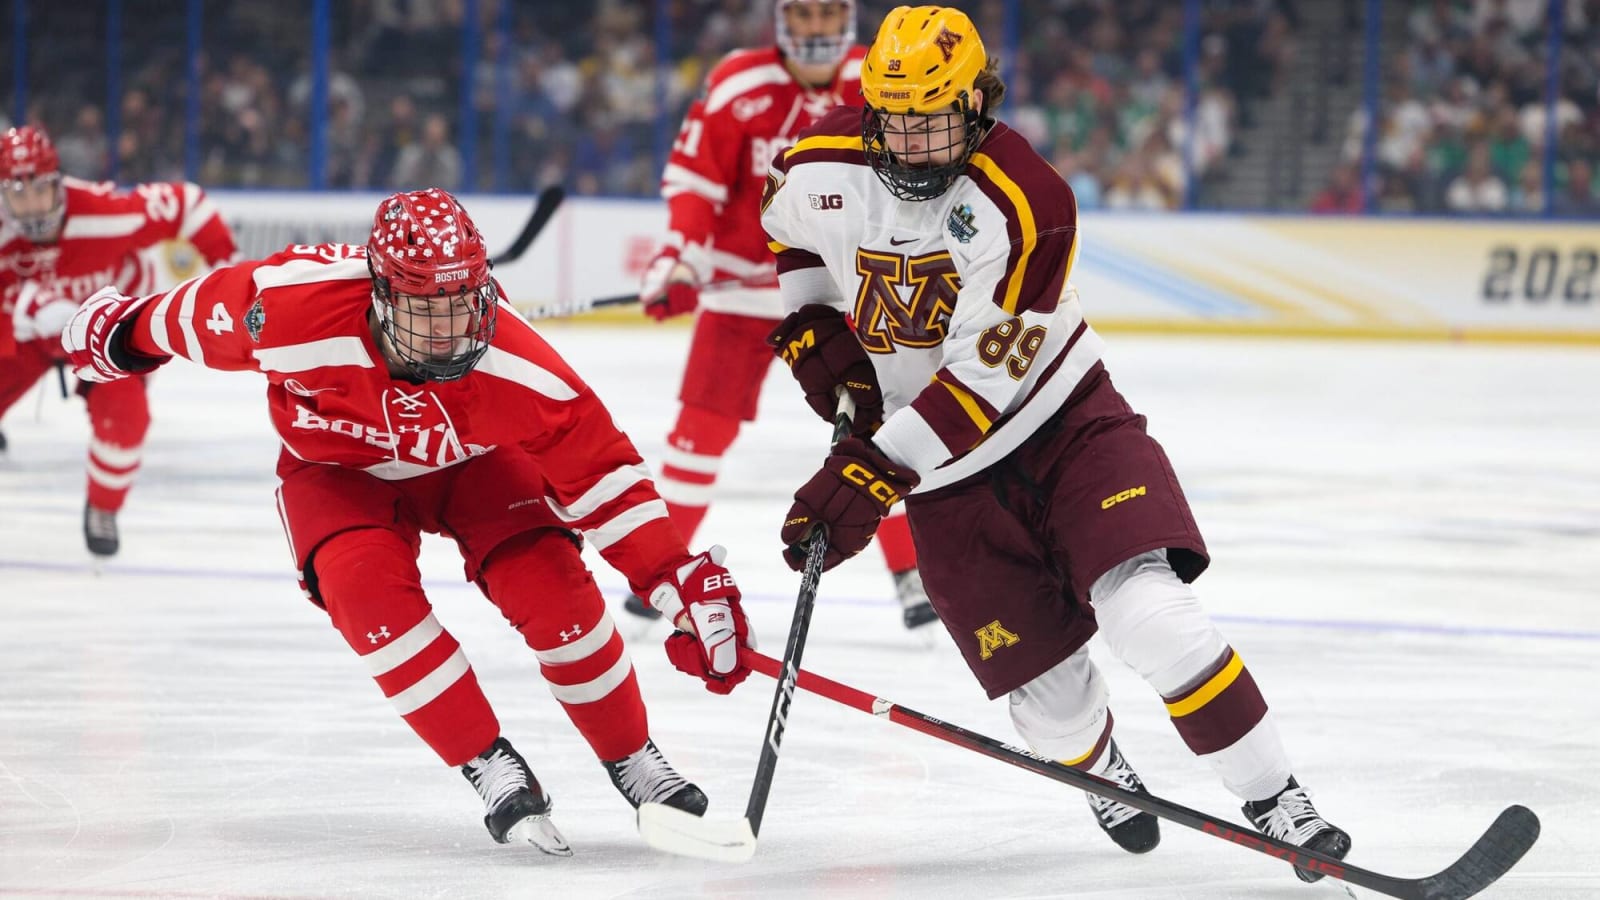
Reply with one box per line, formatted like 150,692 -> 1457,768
62,287 -> 170,383
767,305 -> 884,435
781,436 -> 919,572
640,250 -> 701,321
649,545 -> 755,694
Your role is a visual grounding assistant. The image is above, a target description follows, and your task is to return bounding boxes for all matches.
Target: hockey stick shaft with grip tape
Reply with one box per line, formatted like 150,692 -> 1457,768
741,649 -> 1539,900
637,390 -> 856,863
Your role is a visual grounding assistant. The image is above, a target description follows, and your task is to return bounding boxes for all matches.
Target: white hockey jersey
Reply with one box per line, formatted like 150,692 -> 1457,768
760,108 -> 1105,493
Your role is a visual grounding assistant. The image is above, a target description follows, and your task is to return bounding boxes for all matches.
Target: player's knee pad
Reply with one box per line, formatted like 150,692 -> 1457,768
1089,550 -> 1228,696
310,527 -> 429,643
479,528 -> 610,647
1007,647 -> 1111,763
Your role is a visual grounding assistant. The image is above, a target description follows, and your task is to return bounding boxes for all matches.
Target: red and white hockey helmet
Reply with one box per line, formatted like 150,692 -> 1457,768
776,0 -> 856,68
0,126 -> 66,242
366,188 -> 498,382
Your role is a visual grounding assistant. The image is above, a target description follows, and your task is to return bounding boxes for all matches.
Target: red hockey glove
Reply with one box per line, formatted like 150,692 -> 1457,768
781,436 -> 919,572
767,304 -> 884,435
640,250 -> 700,321
62,287 -> 170,383
649,545 -> 755,694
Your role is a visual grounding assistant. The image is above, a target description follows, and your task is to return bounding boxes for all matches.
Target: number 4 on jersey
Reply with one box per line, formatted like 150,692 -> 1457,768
205,302 -> 234,335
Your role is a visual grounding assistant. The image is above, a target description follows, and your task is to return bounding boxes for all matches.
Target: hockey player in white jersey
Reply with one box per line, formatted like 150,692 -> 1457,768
757,5 -> 1351,881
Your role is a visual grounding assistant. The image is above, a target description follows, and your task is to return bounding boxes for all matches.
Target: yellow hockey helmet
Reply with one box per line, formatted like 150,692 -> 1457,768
860,5 -> 986,116
859,6 -> 991,200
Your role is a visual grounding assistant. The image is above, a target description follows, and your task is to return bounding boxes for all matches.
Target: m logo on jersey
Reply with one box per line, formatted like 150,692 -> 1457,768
935,27 -> 964,63
852,249 -> 961,353
974,620 -> 1020,660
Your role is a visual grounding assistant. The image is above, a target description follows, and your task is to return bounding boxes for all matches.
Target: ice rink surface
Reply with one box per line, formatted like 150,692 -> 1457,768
2,324 -> 1597,899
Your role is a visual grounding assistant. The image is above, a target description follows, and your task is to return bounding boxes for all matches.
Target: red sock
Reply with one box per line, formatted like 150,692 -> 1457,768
657,404 -> 739,547
315,528 -> 500,767
83,377 -> 151,512
481,530 -> 649,761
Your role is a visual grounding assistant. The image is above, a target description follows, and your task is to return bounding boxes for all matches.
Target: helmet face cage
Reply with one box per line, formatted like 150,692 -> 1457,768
775,0 -> 856,68
861,99 -> 985,201
370,272 -> 498,383
0,127 -> 65,242
365,189 -> 496,383
0,171 -> 66,242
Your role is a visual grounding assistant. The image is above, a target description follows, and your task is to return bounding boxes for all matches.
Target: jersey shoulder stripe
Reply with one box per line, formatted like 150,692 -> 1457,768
966,125 -> 1078,316
704,48 -> 790,115
781,107 -> 867,171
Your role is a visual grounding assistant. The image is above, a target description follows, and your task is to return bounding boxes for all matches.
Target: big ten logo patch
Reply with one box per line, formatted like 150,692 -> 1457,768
974,620 -> 1020,660
852,249 -> 960,352
808,193 -> 844,210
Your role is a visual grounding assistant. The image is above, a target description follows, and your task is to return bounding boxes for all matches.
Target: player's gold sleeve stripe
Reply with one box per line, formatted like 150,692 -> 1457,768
937,377 -> 992,433
1165,651 -> 1246,718
969,152 -> 1038,316
785,134 -> 865,160
769,239 -> 791,254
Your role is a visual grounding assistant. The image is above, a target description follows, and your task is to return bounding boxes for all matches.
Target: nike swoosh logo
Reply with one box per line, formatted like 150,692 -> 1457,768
888,237 -> 916,246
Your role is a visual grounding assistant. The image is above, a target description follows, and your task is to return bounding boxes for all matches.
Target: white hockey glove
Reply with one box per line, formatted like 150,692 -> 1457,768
650,545 -> 755,694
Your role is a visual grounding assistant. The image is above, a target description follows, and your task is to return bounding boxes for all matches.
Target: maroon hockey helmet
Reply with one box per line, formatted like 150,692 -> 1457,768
366,188 -> 498,382
0,126 -> 66,242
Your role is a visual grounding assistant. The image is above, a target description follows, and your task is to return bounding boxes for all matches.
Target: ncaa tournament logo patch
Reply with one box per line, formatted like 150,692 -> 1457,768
947,203 -> 978,243
244,297 -> 266,342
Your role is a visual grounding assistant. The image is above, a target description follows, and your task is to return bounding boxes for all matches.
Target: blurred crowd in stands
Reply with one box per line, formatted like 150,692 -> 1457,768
3,0 -> 1594,215
1318,0 -> 1600,215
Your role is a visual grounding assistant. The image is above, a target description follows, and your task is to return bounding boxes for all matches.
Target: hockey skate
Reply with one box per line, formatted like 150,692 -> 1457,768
83,503 -> 119,558
893,568 -> 939,630
1243,777 -> 1351,883
603,738 -> 708,817
461,737 -> 572,856
1085,740 -> 1160,854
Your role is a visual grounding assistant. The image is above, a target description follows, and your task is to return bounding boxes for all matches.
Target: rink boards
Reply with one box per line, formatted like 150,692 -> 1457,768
208,192 -> 1600,343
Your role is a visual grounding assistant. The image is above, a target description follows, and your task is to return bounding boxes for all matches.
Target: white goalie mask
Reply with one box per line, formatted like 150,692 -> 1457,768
775,0 -> 856,68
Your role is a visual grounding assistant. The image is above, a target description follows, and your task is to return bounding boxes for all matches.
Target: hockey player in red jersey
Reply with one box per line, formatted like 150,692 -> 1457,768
62,188 -> 756,854
629,0 -> 937,631
0,125 -> 238,557
760,6 -> 1351,882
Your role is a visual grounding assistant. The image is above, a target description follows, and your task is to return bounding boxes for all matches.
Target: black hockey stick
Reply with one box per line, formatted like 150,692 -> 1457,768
741,649 -> 1539,900
637,392 -> 857,862
492,185 -> 564,266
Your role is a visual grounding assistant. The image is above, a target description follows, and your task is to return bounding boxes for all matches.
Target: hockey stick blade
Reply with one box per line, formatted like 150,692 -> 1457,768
637,803 -> 757,863
493,185 -> 564,266
1387,804 -> 1540,900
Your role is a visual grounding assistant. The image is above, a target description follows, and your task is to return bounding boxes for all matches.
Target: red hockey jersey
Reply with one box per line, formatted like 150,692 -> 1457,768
660,45 -> 865,318
122,243 -> 688,592
0,176 -> 237,356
